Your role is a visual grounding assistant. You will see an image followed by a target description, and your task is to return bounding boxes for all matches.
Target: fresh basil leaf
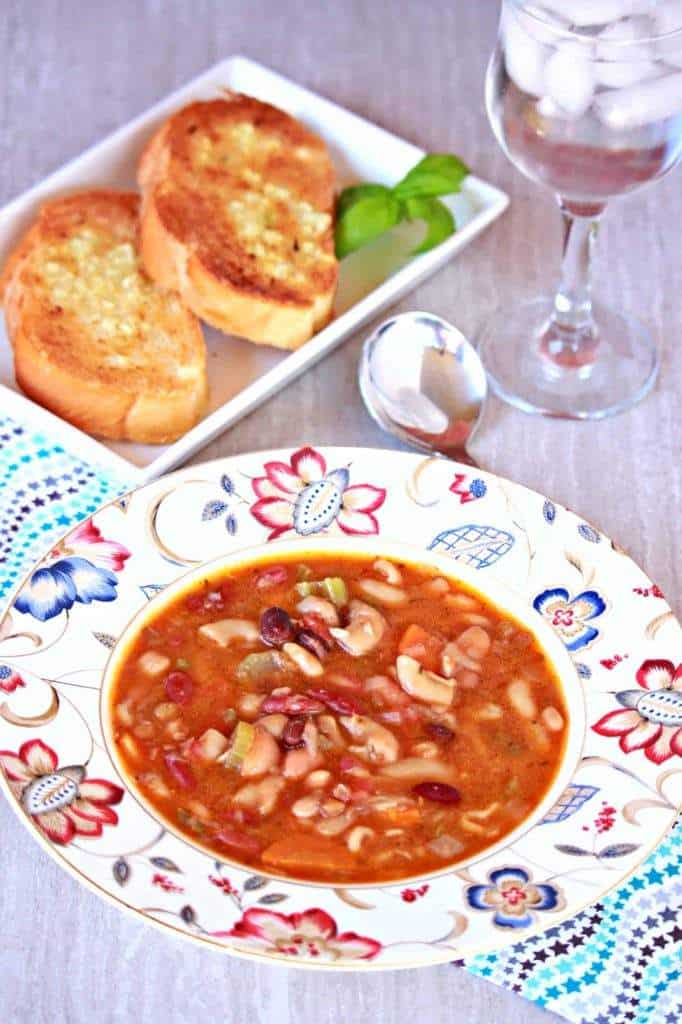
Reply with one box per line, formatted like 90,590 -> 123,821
335,189 -> 400,259
393,154 -> 470,200
402,196 -> 455,253
336,183 -> 393,219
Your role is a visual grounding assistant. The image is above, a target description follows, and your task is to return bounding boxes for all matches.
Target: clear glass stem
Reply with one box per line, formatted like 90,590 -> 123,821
542,200 -> 606,370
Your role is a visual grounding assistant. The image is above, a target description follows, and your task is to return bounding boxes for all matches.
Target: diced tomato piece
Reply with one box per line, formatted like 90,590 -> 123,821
398,625 -> 445,672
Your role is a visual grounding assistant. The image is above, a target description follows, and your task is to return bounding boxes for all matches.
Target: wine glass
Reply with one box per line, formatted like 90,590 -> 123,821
479,1 -> 682,419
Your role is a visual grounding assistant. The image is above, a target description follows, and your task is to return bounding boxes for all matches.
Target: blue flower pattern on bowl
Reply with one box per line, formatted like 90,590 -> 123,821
13,519 -> 130,622
464,867 -> 564,930
533,587 -> 606,652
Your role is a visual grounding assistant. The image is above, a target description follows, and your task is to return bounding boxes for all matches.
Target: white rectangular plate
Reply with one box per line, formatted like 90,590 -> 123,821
0,56 -> 508,482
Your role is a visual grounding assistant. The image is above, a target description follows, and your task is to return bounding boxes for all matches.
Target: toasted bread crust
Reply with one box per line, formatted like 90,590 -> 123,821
1,190 -> 207,443
138,95 -> 338,349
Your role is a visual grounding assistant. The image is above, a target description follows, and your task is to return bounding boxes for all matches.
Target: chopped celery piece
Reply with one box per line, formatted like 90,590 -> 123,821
222,721 -> 255,770
222,708 -> 237,728
177,808 -> 204,833
297,563 -> 313,581
175,657 -> 190,670
236,650 -> 288,682
295,577 -> 348,606
323,577 -> 347,606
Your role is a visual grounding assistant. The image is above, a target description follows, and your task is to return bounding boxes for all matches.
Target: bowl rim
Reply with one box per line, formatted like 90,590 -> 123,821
99,534 -> 586,889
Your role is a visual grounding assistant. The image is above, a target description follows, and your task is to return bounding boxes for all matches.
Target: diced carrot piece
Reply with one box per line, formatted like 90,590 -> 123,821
398,625 -> 444,672
262,835 -> 355,872
373,804 -> 422,827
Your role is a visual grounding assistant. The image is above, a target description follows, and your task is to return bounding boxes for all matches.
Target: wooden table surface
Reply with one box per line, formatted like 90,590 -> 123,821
1,2 -> 679,1022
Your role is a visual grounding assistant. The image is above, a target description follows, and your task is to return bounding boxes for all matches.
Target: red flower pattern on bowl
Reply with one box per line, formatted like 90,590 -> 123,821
0,739 -> 124,844
216,907 -> 381,961
592,659 -> 682,764
250,446 -> 386,539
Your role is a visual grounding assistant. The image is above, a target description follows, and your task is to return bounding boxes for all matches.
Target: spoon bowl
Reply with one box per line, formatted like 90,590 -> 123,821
359,311 -> 487,464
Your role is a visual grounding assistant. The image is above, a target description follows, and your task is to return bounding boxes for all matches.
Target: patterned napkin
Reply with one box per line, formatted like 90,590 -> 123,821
0,412 -> 679,1024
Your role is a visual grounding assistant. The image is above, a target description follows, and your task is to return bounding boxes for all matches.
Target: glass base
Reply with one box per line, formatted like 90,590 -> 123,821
477,297 -> 659,420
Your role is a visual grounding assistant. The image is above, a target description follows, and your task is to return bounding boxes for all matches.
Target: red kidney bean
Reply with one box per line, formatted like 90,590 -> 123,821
412,782 -> 461,804
282,716 -> 306,750
260,693 -> 325,715
164,753 -> 196,789
425,722 -> 455,743
301,612 -> 333,645
164,670 -> 194,704
255,565 -> 289,589
307,688 -> 365,716
214,827 -> 261,856
296,628 -> 329,661
260,606 -> 294,646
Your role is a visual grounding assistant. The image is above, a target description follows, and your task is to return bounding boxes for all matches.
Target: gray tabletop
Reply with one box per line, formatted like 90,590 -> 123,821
1,2 -> 680,1022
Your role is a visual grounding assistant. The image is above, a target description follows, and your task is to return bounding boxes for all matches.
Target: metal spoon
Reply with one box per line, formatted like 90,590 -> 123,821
359,311 -> 487,466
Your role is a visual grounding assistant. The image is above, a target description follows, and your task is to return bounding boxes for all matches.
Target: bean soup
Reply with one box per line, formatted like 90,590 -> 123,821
108,553 -> 568,883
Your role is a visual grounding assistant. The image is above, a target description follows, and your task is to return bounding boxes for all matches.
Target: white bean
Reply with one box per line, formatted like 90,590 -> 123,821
296,595 -> 339,626
119,733 -> 141,760
316,812 -> 353,836
320,798 -> 346,818
355,578 -> 408,606
283,746 -> 319,778
458,613 -> 492,628
420,577 -> 450,597
240,727 -> 281,778
372,558 -> 403,585
411,741 -> 440,759
457,625 -> 491,659
282,642 -> 324,677
166,720 -> 188,741
137,650 -> 171,676
507,678 -> 537,720
441,642 -> 481,677
153,702 -> 179,722
542,706 -> 565,732
291,794 -> 320,819
198,618 -> 259,647
257,713 -> 288,738
238,693 -> 263,719
116,701 -> 134,726
305,769 -> 332,789
445,592 -> 481,611
318,714 -> 344,748
234,776 -> 285,816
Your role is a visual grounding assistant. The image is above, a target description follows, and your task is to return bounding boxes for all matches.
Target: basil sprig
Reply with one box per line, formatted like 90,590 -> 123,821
335,154 -> 469,260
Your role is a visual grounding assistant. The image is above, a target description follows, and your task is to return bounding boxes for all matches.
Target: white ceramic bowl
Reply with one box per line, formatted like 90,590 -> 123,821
101,535 -> 585,887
